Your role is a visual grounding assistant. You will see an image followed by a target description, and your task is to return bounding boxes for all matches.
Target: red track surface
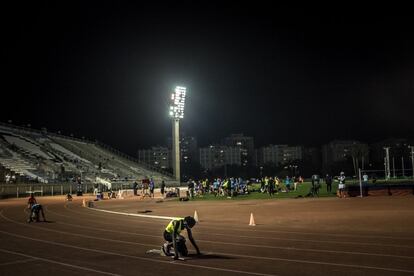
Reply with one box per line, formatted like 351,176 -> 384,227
1,195 -> 414,276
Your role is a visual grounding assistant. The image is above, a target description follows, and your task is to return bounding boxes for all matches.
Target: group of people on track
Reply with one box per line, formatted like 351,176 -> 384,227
25,194 -> 200,260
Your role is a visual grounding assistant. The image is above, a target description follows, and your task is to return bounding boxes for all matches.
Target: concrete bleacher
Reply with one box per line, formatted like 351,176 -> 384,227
3,135 -> 52,160
49,142 -> 90,163
0,123 -> 175,185
0,157 -> 48,183
51,136 -> 171,182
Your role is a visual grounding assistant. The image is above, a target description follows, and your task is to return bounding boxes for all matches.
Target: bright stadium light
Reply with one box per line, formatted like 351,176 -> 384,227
169,86 -> 186,119
169,86 -> 187,184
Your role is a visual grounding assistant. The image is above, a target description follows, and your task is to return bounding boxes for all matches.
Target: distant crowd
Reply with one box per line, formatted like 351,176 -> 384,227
184,175 -> 306,198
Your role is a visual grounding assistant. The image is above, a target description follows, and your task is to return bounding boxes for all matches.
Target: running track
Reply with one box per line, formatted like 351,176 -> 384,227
1,196 -> 414,276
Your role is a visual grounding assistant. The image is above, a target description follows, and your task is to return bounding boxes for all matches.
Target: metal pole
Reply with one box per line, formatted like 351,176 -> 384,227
172,119 -> 181,184
61,185 -> 63,195
358,168 -> 363,198
51,186 -> 54,196
16,186 -> 19,198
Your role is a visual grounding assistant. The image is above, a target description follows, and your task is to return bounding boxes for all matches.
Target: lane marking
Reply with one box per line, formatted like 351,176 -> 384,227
0,228 -> 413,275
51,217 -> 414,260
63,203 -> 414,242
1,210 -> 414,274
0,249 -> 121,276
87,205 -> 178,220
0,258 -> 35,266
0,210 -> 276,276
60,205 -> 414,250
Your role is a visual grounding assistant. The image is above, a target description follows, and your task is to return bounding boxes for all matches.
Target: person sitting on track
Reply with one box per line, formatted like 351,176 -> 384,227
28,204 -> 47,223
162,216 -> 201,260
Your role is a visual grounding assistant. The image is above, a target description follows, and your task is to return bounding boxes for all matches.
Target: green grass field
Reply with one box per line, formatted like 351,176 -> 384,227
188,182 -> 339,201
178,178 -> 414,201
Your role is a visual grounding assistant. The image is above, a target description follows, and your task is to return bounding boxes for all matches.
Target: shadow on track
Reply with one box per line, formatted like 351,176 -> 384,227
27,220 -> 56,224
192,253 -> 235,260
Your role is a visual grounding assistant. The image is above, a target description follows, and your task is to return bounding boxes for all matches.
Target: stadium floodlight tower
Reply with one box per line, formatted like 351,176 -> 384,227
169,86 -> 186,184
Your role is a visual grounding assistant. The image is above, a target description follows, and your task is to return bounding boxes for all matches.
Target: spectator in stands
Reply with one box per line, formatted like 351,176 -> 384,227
160,180 -> 166,198
11,174 -> 16,183
5,173 -> 10,183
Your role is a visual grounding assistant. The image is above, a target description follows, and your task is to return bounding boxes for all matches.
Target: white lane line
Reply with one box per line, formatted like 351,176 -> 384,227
87,206 -> 178,220
1,210 -> 414,274
65,203 -> 414,243
51,218 -> 414,260
0,258 -> 35,266
0,229 -> 277,276
0,249 -> 121,276
74,206 -> 414,250
0,229 -> 413,275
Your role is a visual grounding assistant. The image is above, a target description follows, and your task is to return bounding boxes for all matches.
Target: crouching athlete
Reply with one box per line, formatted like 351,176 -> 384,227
28,204 -> 46,223
162,216 -> 201,260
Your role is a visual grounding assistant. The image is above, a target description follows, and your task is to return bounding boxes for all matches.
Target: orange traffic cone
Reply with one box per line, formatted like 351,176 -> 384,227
194,210 -> 199,222
249,213 -> 256,226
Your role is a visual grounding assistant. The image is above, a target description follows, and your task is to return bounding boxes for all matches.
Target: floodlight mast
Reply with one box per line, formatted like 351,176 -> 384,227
170,86 -> 186,183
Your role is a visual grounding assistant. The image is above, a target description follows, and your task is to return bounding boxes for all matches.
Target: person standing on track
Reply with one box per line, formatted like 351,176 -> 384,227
325,174 -> 333,193
149,178 -> 155,198
27,194 -> 37,209
160,180 -> 166,198
162,216 -> 201,260
338,172 -> 346,198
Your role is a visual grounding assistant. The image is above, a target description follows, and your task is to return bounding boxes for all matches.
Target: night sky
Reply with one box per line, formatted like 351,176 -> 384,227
2,2 -> 413,155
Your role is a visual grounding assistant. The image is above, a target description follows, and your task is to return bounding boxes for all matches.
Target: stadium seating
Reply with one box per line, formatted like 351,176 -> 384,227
0,123 -> 174,185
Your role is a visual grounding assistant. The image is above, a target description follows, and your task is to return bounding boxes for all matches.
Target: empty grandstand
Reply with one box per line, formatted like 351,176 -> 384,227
0,123 -> 175,188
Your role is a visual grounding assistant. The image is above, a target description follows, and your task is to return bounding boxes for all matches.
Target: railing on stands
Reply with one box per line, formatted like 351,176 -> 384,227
0,180 -> 180,199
